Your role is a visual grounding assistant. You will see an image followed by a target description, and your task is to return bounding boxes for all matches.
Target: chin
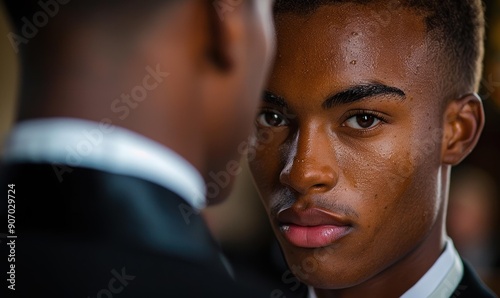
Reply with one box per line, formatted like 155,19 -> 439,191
288,261 -> 363,289
279,242 -> 372,290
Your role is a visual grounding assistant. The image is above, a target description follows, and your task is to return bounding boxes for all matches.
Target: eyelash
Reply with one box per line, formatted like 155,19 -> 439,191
343,110 -> 389,123
342,110 -> 389,133
255,108 -> 389,133
255,108 -> 289,128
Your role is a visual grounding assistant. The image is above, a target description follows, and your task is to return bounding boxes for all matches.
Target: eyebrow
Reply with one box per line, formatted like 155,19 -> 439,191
263,91 -> 288,108
263,83 -> 405,109
323,83 -> 406,109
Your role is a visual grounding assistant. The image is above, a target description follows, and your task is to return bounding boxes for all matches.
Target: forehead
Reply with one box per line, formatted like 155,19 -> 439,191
271,4 -> 439,101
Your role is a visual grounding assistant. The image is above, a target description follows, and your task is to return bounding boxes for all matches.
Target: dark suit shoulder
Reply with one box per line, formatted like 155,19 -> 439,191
1,163 -> 218,262
454,260 -> 498,298
0,163 -> 269,297
7,236 -> 264,298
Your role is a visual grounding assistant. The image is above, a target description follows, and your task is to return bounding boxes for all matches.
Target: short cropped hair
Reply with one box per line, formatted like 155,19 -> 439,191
274,0 -> 485,98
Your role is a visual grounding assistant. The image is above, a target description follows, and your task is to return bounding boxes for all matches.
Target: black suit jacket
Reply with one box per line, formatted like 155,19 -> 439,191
454,260 -> 497,298
0,163 -> 269,297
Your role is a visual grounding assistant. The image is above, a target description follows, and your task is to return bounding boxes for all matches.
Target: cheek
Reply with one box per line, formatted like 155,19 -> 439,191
343,120 -> 442,200
248,136 -> 281,197
341,134 -> 442,241
337,138 -> 415,203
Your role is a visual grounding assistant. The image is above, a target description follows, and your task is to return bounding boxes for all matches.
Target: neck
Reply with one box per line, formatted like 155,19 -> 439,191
16,27 -> 207,179
315,215 -> 447,298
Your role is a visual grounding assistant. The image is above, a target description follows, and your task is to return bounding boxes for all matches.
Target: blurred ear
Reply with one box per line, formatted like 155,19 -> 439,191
442,93 -> 485,165
206,0 -> 246,72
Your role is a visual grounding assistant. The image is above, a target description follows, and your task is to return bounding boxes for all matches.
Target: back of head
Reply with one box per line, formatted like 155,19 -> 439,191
2,0 -> 173,23
2,0 -> 177,53
1,0 -> 182,123
1,0 -> 277,204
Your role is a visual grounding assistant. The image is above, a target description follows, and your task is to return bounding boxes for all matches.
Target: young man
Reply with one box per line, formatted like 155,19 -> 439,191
0,0 -> 275,296
250,0 -> 497,297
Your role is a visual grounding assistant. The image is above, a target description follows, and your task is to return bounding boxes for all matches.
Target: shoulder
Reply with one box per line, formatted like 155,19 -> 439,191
11,235 -> 265,298
454,260 -> 498,298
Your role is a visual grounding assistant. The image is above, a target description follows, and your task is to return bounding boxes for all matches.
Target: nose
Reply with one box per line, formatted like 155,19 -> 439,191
279,125 -> 338,195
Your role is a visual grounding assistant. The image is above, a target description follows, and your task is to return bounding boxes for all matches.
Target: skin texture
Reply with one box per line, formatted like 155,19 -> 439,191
14,0 -> 275,204
249,4 -> 484,297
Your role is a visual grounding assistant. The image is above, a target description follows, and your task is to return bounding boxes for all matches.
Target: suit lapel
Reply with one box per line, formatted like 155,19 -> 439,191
454,260 -> 497,298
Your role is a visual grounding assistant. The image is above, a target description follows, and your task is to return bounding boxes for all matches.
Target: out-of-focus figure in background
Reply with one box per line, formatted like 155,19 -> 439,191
448,166 -> 500,291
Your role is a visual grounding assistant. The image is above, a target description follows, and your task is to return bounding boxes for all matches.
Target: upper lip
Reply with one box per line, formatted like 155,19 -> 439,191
277,207 -> 352,227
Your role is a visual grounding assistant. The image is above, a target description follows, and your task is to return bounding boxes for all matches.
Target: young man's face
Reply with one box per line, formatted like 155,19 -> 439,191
249,4 -> 450,288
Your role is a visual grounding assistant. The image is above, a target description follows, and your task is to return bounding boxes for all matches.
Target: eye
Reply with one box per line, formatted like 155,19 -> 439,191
256,110 -> 288,128
343,113 -> 382,130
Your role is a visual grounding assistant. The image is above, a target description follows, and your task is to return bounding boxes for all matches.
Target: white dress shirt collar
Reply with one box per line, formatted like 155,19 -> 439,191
401,237 -> 463,298
1,118 -> 207,210
308,237 -> 463,298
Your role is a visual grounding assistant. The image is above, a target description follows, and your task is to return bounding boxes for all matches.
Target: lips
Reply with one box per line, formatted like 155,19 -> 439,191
277,208 -> 352,248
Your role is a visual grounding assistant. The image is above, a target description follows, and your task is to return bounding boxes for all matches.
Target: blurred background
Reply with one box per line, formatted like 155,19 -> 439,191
1,1 -> 499,295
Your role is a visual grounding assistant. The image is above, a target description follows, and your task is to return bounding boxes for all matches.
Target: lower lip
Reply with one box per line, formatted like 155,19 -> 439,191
280,224 -> 351,248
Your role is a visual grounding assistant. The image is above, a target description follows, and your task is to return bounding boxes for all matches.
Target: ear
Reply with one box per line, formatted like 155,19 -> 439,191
206,0 -> 247,72
442,93 -> 485,165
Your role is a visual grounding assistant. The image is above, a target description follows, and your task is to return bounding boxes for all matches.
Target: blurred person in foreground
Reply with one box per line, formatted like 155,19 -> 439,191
249,0 -> 497,297
0,0 -> 275,297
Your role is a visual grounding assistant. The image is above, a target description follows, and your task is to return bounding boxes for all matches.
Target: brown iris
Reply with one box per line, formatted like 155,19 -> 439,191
355,115 -> 376,128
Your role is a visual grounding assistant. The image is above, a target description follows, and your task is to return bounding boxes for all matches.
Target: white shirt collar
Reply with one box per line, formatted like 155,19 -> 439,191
1,118 -> 207,210
401,237 -> 463,298
308,237 -> 463,298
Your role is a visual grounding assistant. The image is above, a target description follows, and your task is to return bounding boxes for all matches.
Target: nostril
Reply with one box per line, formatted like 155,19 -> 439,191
311,182 -> 330,190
